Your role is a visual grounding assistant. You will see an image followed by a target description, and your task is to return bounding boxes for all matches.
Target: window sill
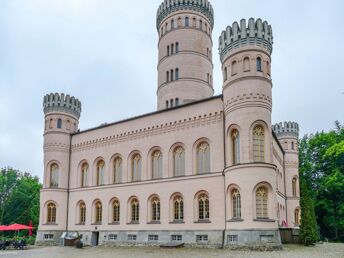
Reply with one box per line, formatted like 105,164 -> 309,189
127,222 -> 139,225
227,218 -> 244,222
169,220 -> 185,224
194,220 -> 211,223
147,221 -> 161,224
254,218 -> 275,222
91,223 -> 102,225
108,222 -> 120,225
43,223 -> 58,226
75,223 -> 85,226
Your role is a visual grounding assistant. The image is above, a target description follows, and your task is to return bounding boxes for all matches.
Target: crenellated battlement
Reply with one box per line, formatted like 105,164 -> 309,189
156,0 -> 214,31
272,121 -> 299,139
43,93 -> 81,118
219,18 -> 273,62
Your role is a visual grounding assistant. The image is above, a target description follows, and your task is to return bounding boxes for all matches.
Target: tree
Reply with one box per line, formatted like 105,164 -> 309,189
298,121 -> 344,242
0,168 -> 19,225
299,178 -> 318,245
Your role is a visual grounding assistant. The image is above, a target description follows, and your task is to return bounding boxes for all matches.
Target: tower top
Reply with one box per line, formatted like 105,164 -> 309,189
219,18 -> 273,62
43,93 -> 82,119
156,0 -> 214,31
272,122 -> 299,139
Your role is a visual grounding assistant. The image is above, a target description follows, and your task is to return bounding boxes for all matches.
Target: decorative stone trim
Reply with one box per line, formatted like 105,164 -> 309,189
43,93 -> 81,118
156,0 -> 214,30
227,218 -> 244,222
72,111 -> 223,152
253,218 -> 275,222
127,222 -> 140,225
272,121 -> 299,139
169,220 -> 185,224
147,221 -> 161,224
108,222 -> 120,225
219,18 -> 273,62
194,220 -> 211,223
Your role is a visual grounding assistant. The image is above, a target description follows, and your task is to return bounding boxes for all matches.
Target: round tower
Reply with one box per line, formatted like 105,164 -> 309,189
273,122 -> 300,227
37,93 -> 81,244
156,0 -> 214,110
219,18 -> 273,165
220,19 -> 281,247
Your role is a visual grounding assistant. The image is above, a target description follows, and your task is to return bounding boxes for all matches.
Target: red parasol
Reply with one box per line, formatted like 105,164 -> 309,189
0,223 -> 33,231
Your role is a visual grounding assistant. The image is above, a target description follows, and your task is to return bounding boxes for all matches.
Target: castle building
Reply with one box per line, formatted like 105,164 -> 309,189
37,0 -> 300,248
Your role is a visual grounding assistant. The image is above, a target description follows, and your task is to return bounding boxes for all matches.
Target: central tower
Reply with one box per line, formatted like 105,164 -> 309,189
156,0 -> 214,110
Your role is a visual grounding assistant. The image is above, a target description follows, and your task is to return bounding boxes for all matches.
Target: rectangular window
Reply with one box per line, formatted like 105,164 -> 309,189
127,234 -> 137,241
171,235 -> 182,241
44,234 -> 54,240
196,235 -> 208,243
148,235 -> 159,241
227,235 -> 238,244
108,234 -> 117,241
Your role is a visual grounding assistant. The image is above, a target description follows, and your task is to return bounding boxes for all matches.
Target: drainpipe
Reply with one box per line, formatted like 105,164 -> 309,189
66,134 -> 72,233
221,105 -> 227,249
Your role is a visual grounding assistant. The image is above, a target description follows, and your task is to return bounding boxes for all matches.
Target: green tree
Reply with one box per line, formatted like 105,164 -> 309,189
0,168 -> 19,225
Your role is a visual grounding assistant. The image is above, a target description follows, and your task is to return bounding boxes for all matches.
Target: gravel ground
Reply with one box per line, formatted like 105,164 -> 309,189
1,243 -> 343,258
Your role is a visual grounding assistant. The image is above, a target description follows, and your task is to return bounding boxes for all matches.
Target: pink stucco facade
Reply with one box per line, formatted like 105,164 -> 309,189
37,0 -> 300,248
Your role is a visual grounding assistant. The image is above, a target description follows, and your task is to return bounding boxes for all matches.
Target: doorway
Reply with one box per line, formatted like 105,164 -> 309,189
91,232 -> 99,246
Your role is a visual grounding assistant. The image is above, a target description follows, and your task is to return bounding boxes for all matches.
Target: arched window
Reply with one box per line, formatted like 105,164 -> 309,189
295,208 -> 300,226
175,98 -> 179,106
185,17 -> 189,27
196,142 -> 210,174
224,67 -> 227,81
291,141 -> 295,150
170,99 -> 174,107
131,198 -> 139,222
167,45 -> 170,56
256,187 -> 268,218
166,71 -> 169,82
170,69 -> 174,81
112,199 -> 120,223
176,42 -> 179,53
49,118 -> 53,129
57,118 -> 62,129
47,203 -> 56,223
131,154 -> 141,182
96,161 -> 105,186
152,150 -> 162,179
192,17 -> 196,27
231,61 -> 238,75
113,157 -> 122,184
173,195 -> 184,220
232,189 -> 241,219
171,19 -> 175,29
166,100 -> 169,109
256,57 -> 262,72
175,68 -> 179,80
267,60 -> 270,75
171,44 -> 174,54
50,163 -> 59,187
199,20 -> 203,30
81,163 -> 88,187
253,125 -> 265,162
151,197 -> 161,221
95,201 -> 102,223
174,146 -> 185,177
207,73 -> 210,84
66,120 -> 71,130
231,129 -> 240,165
292,177 -> 297,197
198,194 -> 209,220
79,202 -> 86,224
244,57 -> 250,71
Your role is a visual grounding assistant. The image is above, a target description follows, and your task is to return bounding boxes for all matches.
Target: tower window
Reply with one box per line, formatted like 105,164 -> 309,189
170,99 -> 174,107
57,118 -> 62,129
207,73 -> 210,84
199,20 -> 203,30
166,101 -> 169,109
171,19 -> 175,29
224,67 -> 228,81
256,57 -> 262,72
170,69 -> 174,81
175,68 -> 179,80
167,45 -> 170,56
176,42 -> 179,53
175,98 -> 179,106
166,71 -> 169,82
185,17 -> 189,27
171,44 -> 174,55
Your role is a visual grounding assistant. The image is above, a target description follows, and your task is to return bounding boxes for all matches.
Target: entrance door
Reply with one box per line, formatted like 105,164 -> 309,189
91,232 -> 99,246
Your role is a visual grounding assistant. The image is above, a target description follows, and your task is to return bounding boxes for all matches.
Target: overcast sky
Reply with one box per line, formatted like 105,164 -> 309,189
0,0 -> 343,180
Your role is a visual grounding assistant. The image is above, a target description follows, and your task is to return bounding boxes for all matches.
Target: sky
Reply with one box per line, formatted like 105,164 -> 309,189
0,0 -> 343,180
